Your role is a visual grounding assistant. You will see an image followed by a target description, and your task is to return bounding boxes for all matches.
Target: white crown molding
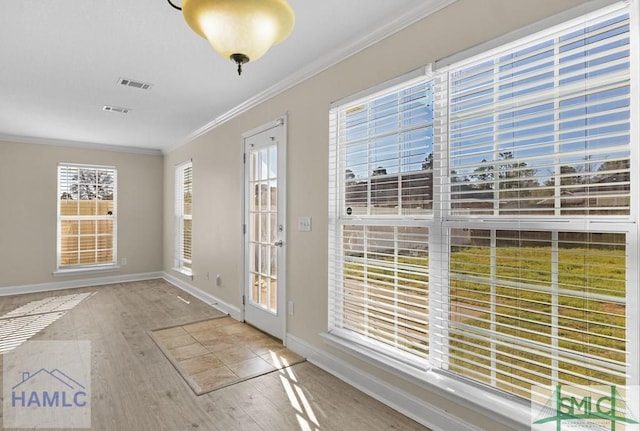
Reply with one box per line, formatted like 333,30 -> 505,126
0,134 -> 163,156
0,272 -> 164,296
166,0 -> 458,154
162,272 -> 242,321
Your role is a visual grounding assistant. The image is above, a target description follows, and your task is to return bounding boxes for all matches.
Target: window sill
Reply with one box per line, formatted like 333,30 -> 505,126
320,331 -> 531,430
53,265 -> 120,277
171,267 -> 193,279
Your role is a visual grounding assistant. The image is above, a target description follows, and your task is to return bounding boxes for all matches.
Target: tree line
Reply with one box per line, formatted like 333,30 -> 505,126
345,152 -> 629,208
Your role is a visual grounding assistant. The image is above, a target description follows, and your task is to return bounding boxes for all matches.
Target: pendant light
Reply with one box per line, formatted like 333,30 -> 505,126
168,0 -> 295,75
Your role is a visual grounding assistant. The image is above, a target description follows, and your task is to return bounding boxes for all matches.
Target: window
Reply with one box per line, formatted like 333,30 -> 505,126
437,6 -> 633,398
328,1 -> 637,415
57,164 -> 117,270
329,75 -> 434,366
175,160 -> 193,275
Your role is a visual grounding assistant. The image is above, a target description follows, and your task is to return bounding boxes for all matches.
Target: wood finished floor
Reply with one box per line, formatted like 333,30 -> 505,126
0,279 -> 430,431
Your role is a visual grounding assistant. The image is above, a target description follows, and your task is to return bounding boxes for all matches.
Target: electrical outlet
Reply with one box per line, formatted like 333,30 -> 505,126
288,300 -> 295,316
216,274 -> 221,287
121,257 -> 127,266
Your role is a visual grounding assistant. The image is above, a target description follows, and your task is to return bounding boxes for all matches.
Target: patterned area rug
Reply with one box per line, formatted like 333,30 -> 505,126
149,317 -> 305,395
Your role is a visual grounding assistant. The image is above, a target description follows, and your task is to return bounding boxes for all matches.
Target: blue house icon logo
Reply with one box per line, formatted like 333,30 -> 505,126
11,369 -> 88,408
3,340 -> 91,428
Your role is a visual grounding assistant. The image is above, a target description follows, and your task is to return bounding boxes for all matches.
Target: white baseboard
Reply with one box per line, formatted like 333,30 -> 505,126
162,272 -> 242,321
1,271 -> 490,430
0,272 -> 164,296
285,334 -> 485,431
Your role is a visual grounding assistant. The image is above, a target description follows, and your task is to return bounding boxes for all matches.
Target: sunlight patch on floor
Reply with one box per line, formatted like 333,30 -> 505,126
0,291 -> 94,354
272,351 -> 320,431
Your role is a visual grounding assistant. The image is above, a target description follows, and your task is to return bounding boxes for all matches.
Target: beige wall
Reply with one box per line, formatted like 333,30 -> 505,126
163,1 -> 592,429
0,141 -> 163,288
0,0 -> 604,427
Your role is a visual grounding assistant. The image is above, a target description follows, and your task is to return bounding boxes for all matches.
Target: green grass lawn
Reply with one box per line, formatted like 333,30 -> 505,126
343,242 -> 627,397
449,244 -> 626,395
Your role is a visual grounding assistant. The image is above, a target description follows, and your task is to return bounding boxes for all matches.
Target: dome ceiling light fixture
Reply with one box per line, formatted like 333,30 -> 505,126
167,0 -> 295,75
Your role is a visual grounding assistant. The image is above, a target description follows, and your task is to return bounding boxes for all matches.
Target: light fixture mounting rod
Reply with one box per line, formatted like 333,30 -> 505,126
230,53 -> 250,76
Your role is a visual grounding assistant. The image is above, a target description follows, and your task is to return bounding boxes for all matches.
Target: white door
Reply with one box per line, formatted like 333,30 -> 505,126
243,117 -> 286,340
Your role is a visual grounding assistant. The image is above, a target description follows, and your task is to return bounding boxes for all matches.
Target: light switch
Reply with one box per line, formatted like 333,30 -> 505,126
298,216 -> 311,232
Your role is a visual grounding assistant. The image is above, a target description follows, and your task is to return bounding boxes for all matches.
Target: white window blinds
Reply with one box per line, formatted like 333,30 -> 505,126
338,80 -> 434,217
329,77 -> 433,366
432,5 -> 634,397
446,10 -> 630,217
175,161 -> 193,274
442,230 -> 628,397
57,164 -> 117,269
328,1 -> 637,407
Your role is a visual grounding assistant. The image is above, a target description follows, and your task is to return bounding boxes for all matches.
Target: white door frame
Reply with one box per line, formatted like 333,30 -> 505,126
241,115 -> 287,341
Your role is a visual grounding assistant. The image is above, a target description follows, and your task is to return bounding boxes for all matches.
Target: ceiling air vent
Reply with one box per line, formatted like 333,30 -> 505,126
102,105 -> 131,114
118,77 -> 152,91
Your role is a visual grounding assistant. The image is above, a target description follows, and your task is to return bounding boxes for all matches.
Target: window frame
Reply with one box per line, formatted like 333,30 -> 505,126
329,69 -> 435,371
326,1 -> 639,426
55,163 -> 118,275
174,160 -> 193,277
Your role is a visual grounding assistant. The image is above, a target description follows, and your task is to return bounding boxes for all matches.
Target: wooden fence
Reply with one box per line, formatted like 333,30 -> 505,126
59,200 -> 114,266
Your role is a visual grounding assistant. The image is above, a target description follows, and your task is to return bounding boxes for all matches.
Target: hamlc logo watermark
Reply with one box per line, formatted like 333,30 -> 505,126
3,340 -> 91,428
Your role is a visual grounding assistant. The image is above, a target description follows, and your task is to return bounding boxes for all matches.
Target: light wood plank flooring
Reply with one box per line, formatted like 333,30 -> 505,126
0,279 -> 429,431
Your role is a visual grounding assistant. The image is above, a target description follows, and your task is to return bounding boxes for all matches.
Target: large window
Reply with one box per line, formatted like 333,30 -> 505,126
328,1 -> 637,412
329,75 -> 434,365
175,160 -> 193,275
57,164 -> 117,270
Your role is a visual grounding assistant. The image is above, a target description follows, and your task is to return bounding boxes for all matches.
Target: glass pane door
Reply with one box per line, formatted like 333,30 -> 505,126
249,143 -> 278,313
243,118 -> 286,340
